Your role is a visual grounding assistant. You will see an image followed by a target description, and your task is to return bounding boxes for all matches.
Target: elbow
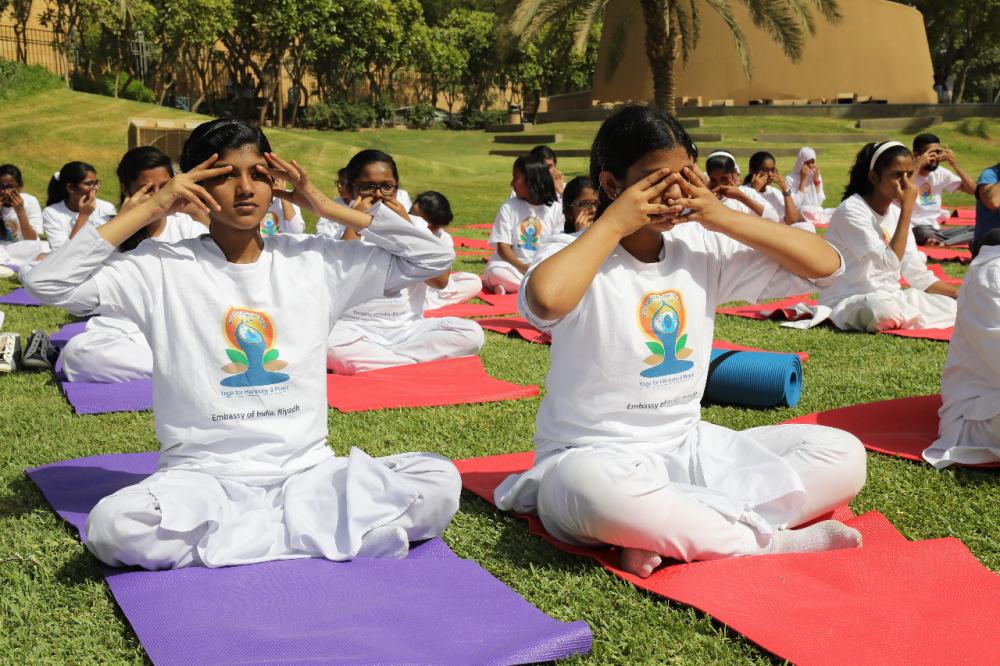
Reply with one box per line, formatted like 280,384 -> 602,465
525,280 -> 564,321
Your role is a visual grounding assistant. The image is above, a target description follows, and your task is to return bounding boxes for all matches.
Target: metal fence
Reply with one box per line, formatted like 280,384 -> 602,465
0,26 -> 70,79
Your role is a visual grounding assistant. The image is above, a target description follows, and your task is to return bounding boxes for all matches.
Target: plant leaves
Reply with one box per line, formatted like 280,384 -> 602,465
675,333 -> 688,353
226,349 -> 248,365
646,341 -> 664,356
263,348 -> 279,363
221,362 -> 247,374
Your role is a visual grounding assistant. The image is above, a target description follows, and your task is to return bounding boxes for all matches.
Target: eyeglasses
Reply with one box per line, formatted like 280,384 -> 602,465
355,182 -> 397,196
79,179 -> 101,189
572,199 -> 599,209
0,183 -> 17,191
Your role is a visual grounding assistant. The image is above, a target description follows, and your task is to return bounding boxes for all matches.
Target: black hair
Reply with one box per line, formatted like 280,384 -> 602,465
590,105 -> 695,216
705,153 -> 737,175
912,133 -> 941,155
412,191 -> 453,227
513,154 -> 558,206
972,228 -> 1000,259
743,151 -> 776,185
116,147 -> 177,253
562,176 -> 595,233
344,149 -> 399,185
842,142 -> 913,201
179,118 -> 271,173
528,145 -> 557,165
47,161 -> 97,207
337,167 -> 349,181
0,164 -> 24,187
116,146 -> 174,206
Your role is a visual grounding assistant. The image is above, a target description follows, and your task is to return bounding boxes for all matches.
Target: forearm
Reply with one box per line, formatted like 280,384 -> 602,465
890,204 -> 913,261
362,204 -> 455,292
497,244 -> 529,273
952,164 -> 977,195
16,209 -> 37,240
425,269 -> 451,289
712,211 -> 841,278
783,193 -> 801,225
526,219 -> 621,320
24,224 -> 111,313
925,280 -> 958,298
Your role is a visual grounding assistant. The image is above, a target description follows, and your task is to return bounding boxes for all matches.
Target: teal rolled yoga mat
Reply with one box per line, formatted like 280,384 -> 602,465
704,349 -> 802,408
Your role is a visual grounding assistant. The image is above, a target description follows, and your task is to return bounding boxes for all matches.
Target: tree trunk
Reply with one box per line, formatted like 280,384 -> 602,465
639,0 -> 676,114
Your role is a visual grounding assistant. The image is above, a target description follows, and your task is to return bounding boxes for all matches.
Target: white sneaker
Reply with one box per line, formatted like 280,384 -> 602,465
0,332 -> 21,373
0,266 -> 15,278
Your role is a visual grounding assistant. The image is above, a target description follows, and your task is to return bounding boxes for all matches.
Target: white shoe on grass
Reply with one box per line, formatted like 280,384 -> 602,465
0,332 -> 22,373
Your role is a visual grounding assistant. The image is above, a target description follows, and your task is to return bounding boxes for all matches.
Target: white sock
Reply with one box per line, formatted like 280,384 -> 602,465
357,525 -> 409,559
768,520 -> 863,555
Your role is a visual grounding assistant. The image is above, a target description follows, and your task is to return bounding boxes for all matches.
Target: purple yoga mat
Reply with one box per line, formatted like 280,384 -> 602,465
49,321 -> 88,349
0,287 -> 42,306
26,453 -> 592,665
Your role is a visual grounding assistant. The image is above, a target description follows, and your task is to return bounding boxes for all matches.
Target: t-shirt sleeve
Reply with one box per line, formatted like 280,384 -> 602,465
488,202 -> 515,247
518,233 -> 578,330
711,231 -> 825,305
940,168 -> 963,194
322,237 -> 394,322
978,167 -> 999,188
25,196 -> 43,236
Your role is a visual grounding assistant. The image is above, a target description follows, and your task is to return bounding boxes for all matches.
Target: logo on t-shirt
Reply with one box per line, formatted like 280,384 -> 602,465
638,289 -> 694,378
917,182 -> 936,207
259,213 -> 278,237
518,216 -> 543,251
220,307 -> 289,387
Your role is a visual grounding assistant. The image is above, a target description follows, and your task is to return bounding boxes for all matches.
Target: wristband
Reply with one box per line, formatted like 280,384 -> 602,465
782,189 -> 792,197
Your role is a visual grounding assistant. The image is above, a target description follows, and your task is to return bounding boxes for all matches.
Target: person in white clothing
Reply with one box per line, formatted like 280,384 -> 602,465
0,164 -> 48,267
316,167 -> 352,238
561,176 -> 599,233
410,191 -> 482,309
819,141 -> 958,332
259,176 -> 305,237
785,147 -> 833,224
485,154 -> 562,294
909,133 -> 977,246
495,106 -> 866,579
743,151 -> 815,231
326,152 -> 483,374
59,146 -> 209,383
924,231 -> 1000,467
705,151 -> 780,222
42,161 -> 117,250
26,119 -> 460,570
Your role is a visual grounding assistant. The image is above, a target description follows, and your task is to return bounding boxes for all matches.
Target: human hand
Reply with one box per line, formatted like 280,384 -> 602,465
751,172 -> 769,191
812,165 -> 821,185
668,167 -> 737,232
599,167 -> 682,237
574,208 -> 595,231
940,147 -> 956,166
712,184 -> 741,200
381,194 -> 411,221
255,152 -> 326,215
8,190 -> 23,211
78,189 -> 97,217
800,163 -> 812,181
350,195 -> 375,213
147,154 -> 230,218
895,172 -> 918,208
119,183 -> 154,216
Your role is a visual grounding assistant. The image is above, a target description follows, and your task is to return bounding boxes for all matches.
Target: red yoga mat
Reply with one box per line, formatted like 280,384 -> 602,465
919,246 -> 972,263
476,290 -> 519,310
326,356 -> 538,412
457,223 -> 493,230
925,263 -> 962,285
879,327 -> 953,341
716,294 -> 816,320
477,317 -> 551,344
783,394 -> 999,467
424,302 -> 518,319
452,236 -> 492,250
455,452 -> 1000,665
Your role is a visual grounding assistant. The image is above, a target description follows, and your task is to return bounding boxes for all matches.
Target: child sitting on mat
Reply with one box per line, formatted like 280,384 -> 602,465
924,229 -> 1000,468
562,176 -> 599,233
743,151 -> 814,231
705,151 -> 780,222
410,191 -> 483,309
27,119 -> 461,570
495,105 -> 866,577
819,142 -> 958,332
43,161 -> 118,250
0,163 -> 47,268
326,151 -> 484,375
785,147 -> 833,225
59,146 -> 209,383
484,154 -> 563,294
909,133 -> 977,246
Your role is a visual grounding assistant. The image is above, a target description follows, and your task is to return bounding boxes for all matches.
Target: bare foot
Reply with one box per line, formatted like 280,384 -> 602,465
620,547 -> 662,578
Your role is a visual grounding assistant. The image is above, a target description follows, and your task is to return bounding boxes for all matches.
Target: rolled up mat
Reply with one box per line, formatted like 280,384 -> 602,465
0,287 -> 43,306
704,348 -> 802,408
26,453 -> 593,666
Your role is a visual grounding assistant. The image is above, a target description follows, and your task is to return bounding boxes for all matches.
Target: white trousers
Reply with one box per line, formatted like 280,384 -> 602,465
424,272 -> 482,310
924,413 -> 1000,468
534,424 -> 866,563
326,317 -> 485,375
483,262 -> 524,294
85,449 -> 461,570
829,288 -> 957,332
60,321 -> 152,383
0,240 -> 47,267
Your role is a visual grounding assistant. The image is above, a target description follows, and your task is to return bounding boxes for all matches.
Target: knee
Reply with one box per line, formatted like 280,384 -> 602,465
58,338 -> 85,380
85,490 -> 159,568
453,320 -> 485,354
807,426 -> 868,496
860,294 -> 903,332
391,453 -> 462,530
539,451 -> 624,518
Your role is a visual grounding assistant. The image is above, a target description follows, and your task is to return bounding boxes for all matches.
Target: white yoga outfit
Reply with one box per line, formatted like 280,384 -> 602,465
924,245 -> 1000,468
820,194 -> 957,332
0,193 -> 49,268
495,229 -> 866,562
42,198 -> 117,250
1,192 -> 43,239
484,196 -> 562,293
785,148 -> 833,224
424,228 -> 482,309
912,167 -> 964,230
26,203 -> 460,570
326,219 -> 484,375
756,186 -> 817,232
733,185 -> 780,222
259,199 -> 305,237
59,213 -> 208,383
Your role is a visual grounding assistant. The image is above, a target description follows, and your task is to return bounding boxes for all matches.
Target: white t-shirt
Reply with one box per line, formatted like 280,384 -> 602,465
488,197 -> 561,267
42,198 -> 117,250
820,194 -> 938,307
26,204 -> 452,485
735,186 -> 780,222
316,198 -> 352,239
912,167 -> 963,229
519,226 -> 837,457
1,192 -> 43,240
259,200 -> 305,237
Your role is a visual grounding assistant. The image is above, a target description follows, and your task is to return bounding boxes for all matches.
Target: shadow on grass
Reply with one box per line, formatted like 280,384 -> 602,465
952,467 -> 1000,488
0,473 -> 47,520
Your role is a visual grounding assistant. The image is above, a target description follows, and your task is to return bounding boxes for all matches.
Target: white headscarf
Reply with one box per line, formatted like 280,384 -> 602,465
788,147 -> 817,190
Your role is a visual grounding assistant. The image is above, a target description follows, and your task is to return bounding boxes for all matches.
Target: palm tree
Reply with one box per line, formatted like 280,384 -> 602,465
509,0 -> 841,114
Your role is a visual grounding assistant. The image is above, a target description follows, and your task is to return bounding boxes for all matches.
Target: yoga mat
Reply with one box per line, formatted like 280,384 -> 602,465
919,246 -> 972,263
0,287 -> 42,306
879,327 -> 953,342
424,302 -> 519,319
926,263 -> 962,285
478,290 -> 520,310
455,452 -> 1000,665
61,379 -> 153,415
478,317 -> 552,344
49,321 -> 88,349
327,356 -> 538,412
704,349 -> 802,408
458,223 -> 493,230
716,294 -> 816,320
783,394 -> 1000,468
26,453 -> 593,666
452,236 -> 492,250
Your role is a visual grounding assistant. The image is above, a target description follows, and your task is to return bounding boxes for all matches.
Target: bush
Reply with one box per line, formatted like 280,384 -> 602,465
402,103 -> 438,129
373,96 -> 396,126
302,100 -> 377,131
70,71 -> 155,103
0,58 -> 64,101
455,108 -> 507,130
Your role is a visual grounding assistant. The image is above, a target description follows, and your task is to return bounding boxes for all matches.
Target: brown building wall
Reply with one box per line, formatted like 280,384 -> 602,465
591,0 -> 936,106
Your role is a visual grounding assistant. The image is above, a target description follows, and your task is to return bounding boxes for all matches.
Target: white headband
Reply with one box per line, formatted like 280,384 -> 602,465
706,151 -> 740,174
869,141 -> 906,171
53,171 -> 60,180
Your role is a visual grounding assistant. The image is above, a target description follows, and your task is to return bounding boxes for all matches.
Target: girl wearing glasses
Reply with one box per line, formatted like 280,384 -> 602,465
561,176 -> 598,234
43,161 -> 117,250
0,164 -> 48,275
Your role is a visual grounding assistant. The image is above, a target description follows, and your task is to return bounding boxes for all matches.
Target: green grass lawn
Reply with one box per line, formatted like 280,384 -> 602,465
1,88 -> 998,664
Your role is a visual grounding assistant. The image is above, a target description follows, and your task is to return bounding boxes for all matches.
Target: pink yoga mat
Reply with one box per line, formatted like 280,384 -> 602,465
326,356 -> 538,412
879,327 -> 953,341
452,236 -> 492,250
455,452 -> 1000,665
424,302 -> 518,319
477,317 -> 551,344
783,394 -> 999,467
919,246 -> 972,263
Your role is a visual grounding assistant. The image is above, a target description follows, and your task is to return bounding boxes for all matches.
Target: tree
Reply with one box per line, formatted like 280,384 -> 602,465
0,0 -> 34,64
509,0 -> 841,114
150,0 -> 233,111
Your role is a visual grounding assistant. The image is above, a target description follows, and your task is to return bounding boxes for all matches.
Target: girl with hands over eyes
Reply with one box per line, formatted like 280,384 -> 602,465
496,106 -> 865,580
743,151 -> 810,229
818,141 -> 958,334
